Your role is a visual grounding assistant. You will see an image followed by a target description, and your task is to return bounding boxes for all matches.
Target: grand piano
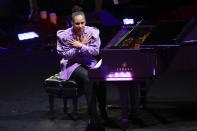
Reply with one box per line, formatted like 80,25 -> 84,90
89,18 -> 197,130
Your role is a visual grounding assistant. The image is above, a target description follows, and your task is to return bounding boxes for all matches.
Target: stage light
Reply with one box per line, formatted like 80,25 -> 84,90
17,32 -> 39,41
123,18 -> 134,25
105,71 -> 133,81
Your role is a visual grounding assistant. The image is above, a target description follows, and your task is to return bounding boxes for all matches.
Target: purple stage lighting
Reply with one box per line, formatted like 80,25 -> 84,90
105,71 -> 133,81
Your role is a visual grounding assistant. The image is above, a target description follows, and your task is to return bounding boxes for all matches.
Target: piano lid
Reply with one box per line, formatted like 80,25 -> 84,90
104,19 -> 154,49
103,18 -> 197,49
142,20 -> 190,46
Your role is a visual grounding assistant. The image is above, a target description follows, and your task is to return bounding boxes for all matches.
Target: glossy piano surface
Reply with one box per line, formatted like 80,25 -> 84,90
89,25 -> 157,81
90,48 -> 157,81
88,19 -> 197,129
89,19 -> 197,81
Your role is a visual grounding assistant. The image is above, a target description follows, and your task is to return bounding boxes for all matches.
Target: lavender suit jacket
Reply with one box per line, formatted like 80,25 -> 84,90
56,26 -> 101,80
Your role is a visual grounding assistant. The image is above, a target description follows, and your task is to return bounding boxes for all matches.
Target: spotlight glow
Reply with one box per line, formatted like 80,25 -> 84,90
123,18 -> 134,25
153,68 -> 156,76
18,32 -> 39,40
105,71 -> 133,81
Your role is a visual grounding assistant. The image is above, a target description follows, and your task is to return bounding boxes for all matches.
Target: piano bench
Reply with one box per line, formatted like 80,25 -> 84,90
44,73 -> 81,120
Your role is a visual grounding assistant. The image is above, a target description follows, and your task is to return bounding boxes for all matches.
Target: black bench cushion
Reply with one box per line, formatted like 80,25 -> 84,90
44,73 -> 79,97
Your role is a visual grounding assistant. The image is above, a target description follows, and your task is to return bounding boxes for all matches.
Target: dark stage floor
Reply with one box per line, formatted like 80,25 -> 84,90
1,47 -> 197,131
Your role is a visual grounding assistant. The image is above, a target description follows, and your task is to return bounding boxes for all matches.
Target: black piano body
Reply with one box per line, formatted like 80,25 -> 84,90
90,48 -> 157,81
90,24 -> 158,81
89,18 -> 197,129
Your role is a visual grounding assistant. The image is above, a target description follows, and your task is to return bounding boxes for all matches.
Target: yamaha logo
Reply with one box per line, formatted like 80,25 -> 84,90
122,62 -> 127,67
117,62 -> 132,71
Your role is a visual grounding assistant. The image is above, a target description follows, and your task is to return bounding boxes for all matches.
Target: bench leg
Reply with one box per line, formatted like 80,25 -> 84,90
49,95 -> 55,120
63,98 -> 68,113
72,96 -> 78,120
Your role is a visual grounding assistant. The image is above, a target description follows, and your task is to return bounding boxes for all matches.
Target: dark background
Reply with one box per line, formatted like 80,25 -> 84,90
1,1 -> 197,131
1,0 -> 197,47
1,0 -> 197,23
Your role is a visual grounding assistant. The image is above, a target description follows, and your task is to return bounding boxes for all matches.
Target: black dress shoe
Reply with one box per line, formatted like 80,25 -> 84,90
85,121 -> 105,131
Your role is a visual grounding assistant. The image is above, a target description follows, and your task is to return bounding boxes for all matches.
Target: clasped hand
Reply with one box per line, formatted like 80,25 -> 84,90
67,39 -> 82,49
80,34 -> 92,44
67,34 -> 92,49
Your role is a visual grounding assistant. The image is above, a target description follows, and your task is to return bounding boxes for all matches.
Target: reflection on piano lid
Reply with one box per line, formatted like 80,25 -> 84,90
142,19 -> 194,46
104,24 -> 154,49
181,18 -> 197,43
112,19 -> 144,47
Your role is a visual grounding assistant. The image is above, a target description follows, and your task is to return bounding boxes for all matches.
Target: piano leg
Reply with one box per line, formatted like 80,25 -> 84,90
95,81 -> 108,119
129,86 -> 137,116
118,83 -> 129,129
118,82 -> 140,130
129,82 -> 141,117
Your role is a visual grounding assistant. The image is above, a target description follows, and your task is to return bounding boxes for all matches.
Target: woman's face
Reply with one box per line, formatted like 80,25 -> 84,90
72,14 -> 86,35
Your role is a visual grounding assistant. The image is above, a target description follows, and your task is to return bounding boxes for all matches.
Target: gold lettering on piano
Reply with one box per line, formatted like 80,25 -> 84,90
116,68 -> 133,71
116,62 -> 132,71
122,62 -> 127,68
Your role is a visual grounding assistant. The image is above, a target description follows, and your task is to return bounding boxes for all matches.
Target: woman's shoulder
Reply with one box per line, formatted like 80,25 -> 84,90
85,26 -> 100,37
57,28 -> 72,38
86,26 -> 99,32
